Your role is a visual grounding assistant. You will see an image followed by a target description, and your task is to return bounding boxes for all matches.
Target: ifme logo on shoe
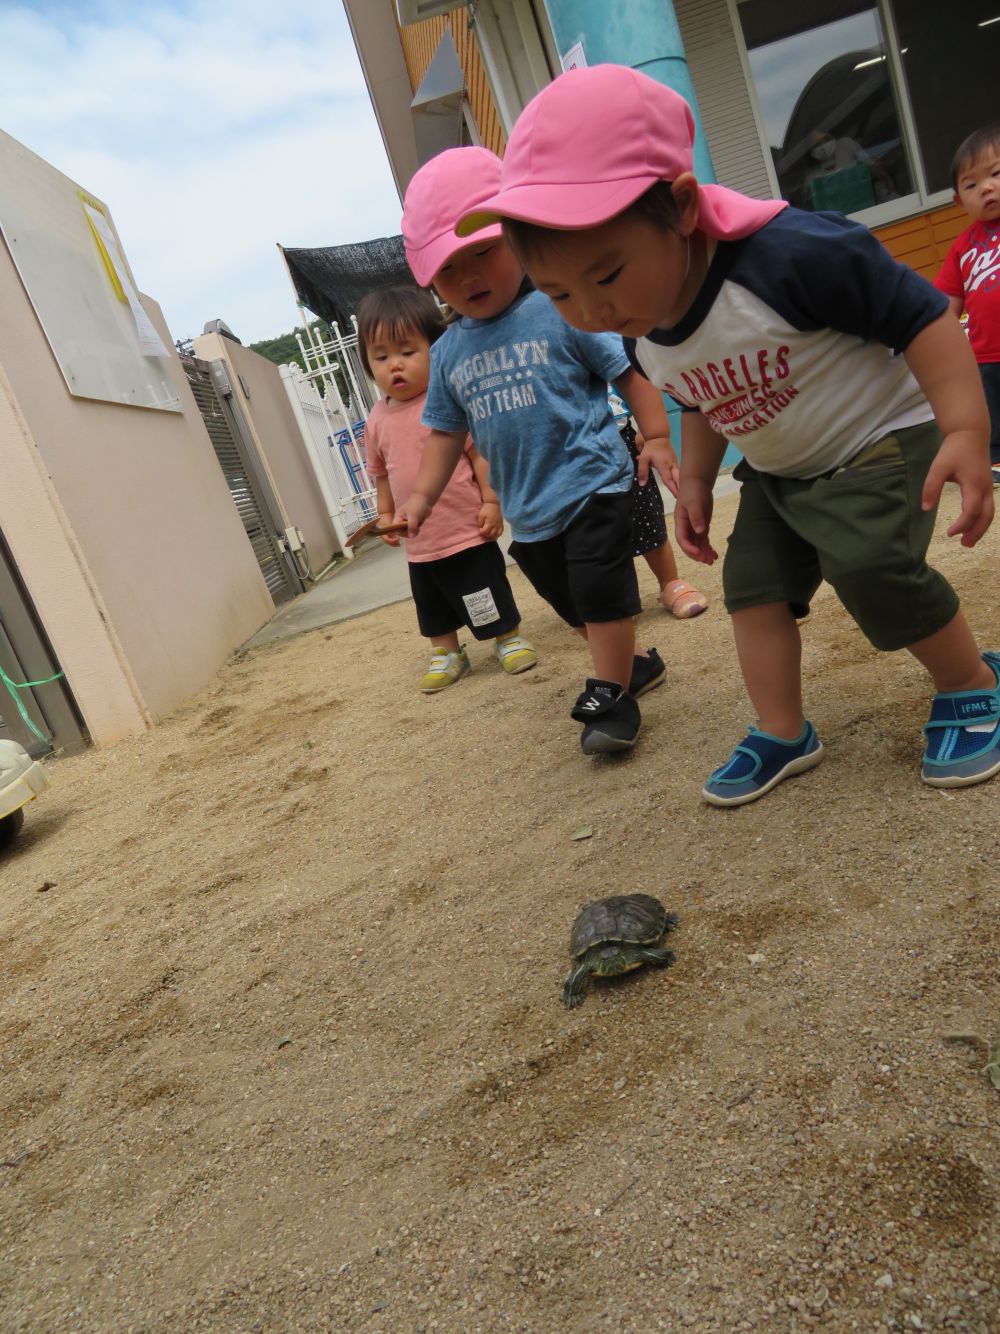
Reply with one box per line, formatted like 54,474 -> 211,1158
959,699 -> 992,718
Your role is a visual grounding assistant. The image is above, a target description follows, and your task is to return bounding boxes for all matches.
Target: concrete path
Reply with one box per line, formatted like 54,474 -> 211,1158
242,473 -> 741,650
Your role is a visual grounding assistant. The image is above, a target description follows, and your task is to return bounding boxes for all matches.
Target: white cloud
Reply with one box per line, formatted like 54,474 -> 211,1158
0,0 -> 403,342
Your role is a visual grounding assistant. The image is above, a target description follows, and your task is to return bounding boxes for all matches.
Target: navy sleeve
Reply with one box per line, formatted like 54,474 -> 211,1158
623,338 -> 646,377
728,209 -> 948,355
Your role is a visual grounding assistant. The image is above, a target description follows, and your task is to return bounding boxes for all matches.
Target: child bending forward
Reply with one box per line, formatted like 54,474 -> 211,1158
358,286 -> 536,694
460,63 -> 999,803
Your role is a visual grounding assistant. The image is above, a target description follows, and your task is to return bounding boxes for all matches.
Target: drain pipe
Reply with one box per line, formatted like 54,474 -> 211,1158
539,0 -> 716,181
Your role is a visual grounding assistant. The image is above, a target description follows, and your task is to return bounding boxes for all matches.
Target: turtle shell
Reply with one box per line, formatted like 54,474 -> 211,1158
569,893 -> 670,958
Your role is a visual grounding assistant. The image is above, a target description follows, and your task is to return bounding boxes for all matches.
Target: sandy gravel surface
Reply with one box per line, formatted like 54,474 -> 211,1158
1,486 -> 997,1333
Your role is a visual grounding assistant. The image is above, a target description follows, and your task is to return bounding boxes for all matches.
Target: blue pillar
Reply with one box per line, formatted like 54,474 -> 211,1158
542,0 -> 715,183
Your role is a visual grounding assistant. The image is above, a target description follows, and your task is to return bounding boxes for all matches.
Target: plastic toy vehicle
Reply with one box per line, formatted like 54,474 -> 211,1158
0,739 -> 49,848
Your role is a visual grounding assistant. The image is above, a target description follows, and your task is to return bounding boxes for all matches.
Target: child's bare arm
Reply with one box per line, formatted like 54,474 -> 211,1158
396,427 -> 468,535
904,311 -> 993,548
613,368 -> 678,489
674,413 -> 728,565
469,444 -> 503,539
944,294 -> 964,319
374,476 -> 401,546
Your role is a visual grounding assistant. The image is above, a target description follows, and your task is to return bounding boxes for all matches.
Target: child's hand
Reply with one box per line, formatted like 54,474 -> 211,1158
478,499 -> 503,539
396,494 -> 432,538
674,478 -> 718,564
374,514 -> 402,547
636,433 -> 680,497
921,429 -> 995,548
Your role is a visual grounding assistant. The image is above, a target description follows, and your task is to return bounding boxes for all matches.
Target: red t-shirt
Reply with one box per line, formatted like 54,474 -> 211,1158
934,220 -> 1000,364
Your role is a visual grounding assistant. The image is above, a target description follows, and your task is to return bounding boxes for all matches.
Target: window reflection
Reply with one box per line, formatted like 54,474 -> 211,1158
739,1 -> 914,213
893,0 -> 1000,193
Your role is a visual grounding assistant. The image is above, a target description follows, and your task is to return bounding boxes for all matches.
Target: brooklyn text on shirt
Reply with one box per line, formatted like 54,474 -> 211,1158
660,345 -> 798,439
448,339 -> 549,422
960,238 -> 1000,293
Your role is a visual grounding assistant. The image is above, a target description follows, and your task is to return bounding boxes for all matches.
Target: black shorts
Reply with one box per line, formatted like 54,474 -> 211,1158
621,420 -> 667,556
508,490 -> 641,628
408,542 -> 521,641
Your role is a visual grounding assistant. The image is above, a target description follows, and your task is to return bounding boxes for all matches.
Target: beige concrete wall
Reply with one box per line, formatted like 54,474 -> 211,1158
193,334 -> 338,574
0,243 -> 275,744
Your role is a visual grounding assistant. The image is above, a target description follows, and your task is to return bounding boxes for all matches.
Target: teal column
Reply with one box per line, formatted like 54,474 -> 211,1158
542,0 -> 716,183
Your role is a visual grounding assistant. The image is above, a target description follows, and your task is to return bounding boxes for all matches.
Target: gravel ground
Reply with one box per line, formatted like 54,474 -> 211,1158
0,485 -> 997,1333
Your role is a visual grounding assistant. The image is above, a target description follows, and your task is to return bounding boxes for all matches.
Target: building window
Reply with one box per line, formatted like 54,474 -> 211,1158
891,0 -> 1000,194
736,0 -> 1000,220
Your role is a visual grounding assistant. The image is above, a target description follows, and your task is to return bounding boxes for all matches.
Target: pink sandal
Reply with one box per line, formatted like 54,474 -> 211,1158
661,579 -> 708,619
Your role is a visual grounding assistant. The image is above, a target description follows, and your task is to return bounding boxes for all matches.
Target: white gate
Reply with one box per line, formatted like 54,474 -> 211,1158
279,319 -> 380,557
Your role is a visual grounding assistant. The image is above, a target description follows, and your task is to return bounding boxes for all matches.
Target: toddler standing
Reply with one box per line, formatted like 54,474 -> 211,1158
459,64 -> 999,802
396,147 -> 678,755
934,125 -> 1000,485
358,285 -> 537,693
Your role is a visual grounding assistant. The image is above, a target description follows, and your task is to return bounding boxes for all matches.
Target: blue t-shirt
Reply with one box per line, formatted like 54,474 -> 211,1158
423,290 -> 632,542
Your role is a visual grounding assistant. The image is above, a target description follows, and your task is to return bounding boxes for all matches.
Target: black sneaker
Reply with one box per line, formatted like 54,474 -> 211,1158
570,679 -> 641,754
629,648 -> 665,698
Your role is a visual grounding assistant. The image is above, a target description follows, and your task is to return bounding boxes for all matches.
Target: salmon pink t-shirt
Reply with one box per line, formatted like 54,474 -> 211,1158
364,391 -> 489,563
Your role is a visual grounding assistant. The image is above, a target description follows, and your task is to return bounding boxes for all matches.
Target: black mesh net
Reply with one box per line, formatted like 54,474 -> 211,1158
281,236 -> 416,327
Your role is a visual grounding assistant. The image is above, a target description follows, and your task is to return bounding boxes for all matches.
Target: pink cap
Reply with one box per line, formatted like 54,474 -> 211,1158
402,146 -> 506,287
458,64 -> 786,241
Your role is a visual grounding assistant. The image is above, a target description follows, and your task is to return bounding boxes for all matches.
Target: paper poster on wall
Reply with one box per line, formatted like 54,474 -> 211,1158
82,203 -> 170,359
561,41 -> 586,72
0,129 -> 181,411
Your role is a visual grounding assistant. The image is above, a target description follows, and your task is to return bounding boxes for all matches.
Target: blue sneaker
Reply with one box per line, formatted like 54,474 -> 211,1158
702,722 -> 823,807
922,651 -> 1000,788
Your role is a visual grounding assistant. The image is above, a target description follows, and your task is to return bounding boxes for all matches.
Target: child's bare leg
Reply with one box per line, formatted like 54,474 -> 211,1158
646,540 -> 709,617
582,617 -> 636,689
905,610 -> 995,691
576,623 -> 652,664
732,603 -> 805,738
642,541 -> 679,590
429,630 -> 461,653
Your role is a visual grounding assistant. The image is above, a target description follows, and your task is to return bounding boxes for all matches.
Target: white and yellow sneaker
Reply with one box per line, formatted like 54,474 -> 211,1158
494,633 -> 538,675
420,646 -> 471,694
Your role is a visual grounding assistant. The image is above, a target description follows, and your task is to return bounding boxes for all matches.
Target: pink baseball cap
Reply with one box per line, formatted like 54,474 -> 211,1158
458,64 -> 786,241
402,146 -> 506,287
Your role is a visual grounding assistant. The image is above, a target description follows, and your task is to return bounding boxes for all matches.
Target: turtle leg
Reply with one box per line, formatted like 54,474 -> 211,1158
639,947 -> 675,969
562,962 -> 592,1008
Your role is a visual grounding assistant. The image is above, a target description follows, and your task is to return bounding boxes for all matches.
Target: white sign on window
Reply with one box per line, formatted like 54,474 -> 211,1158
560,41 -> 586,72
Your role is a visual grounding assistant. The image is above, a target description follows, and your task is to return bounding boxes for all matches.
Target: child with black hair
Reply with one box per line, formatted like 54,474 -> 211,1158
396,146 -> 678,756
460,64 -> 999,803
357,285 -> 536,693
934,124 -> 1000,485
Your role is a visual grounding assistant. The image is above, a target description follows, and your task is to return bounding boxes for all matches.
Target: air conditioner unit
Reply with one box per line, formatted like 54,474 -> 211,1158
395,0 -> 468,26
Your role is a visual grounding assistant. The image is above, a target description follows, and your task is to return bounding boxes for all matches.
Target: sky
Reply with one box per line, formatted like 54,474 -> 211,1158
0,0 -> 404,344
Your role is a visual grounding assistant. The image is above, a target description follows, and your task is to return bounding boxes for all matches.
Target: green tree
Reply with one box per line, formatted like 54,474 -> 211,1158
249,321 -> 352,404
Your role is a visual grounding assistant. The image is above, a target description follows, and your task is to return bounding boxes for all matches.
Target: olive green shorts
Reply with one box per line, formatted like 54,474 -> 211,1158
723,421 -> 960,651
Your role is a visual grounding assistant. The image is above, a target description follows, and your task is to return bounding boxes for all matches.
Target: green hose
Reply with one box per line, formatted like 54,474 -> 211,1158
0,664 -> 64,744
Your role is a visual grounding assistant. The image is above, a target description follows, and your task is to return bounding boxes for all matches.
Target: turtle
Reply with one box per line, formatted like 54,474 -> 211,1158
562,894 -> 678,1008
